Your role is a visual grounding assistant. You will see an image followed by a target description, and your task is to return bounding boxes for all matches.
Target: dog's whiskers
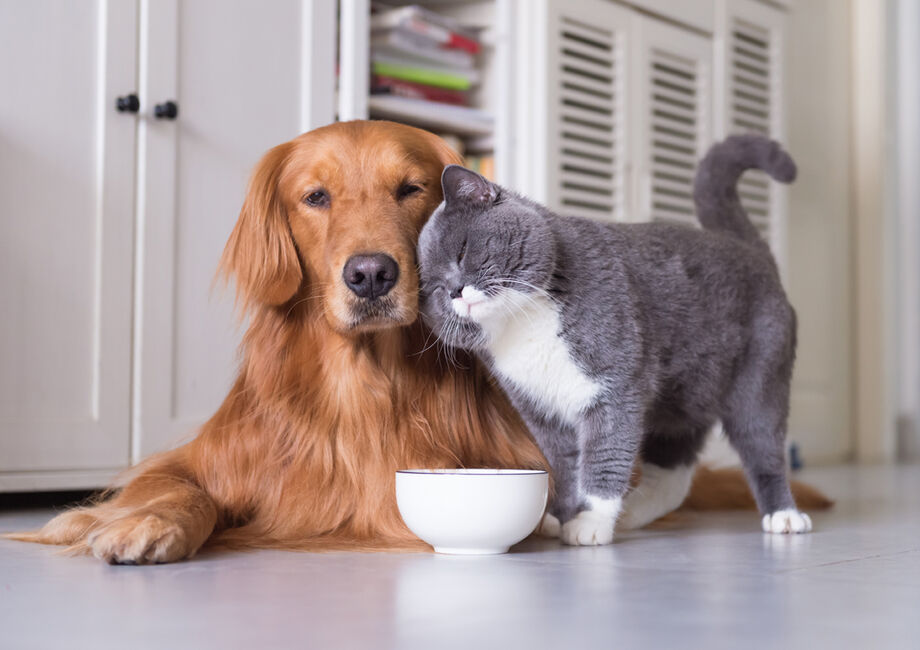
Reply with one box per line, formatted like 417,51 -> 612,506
285,291 -> 327,319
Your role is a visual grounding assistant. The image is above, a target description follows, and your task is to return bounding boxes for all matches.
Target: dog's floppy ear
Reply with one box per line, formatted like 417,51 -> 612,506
414,128 -> 464,171
219,142 -> 302,310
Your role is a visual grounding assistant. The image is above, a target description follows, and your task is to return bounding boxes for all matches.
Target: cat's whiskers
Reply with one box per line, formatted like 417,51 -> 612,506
437,318 -> 454,368
495,292 -> 539,330
481,279 -> 547,329
444,317 -> 470,370
438,314 -> 461,369
495,278 -> 554,301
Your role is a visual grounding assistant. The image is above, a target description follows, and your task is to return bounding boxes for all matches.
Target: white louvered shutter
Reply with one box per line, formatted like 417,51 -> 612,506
630,15 -> 712,225
715,0 -> 787,263
538,0 -> 631,222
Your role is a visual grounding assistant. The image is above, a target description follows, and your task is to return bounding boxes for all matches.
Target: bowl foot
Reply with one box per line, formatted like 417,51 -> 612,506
434,546 -> 510,555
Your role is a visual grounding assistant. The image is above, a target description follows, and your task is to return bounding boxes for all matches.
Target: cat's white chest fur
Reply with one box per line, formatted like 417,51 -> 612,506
459,288 -> 602,424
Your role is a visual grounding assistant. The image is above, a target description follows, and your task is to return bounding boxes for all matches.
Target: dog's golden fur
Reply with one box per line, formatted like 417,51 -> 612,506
9,121 -> 828,563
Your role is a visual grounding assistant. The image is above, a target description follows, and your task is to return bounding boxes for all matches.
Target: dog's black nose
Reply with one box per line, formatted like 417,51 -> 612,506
343,254 -> 399,300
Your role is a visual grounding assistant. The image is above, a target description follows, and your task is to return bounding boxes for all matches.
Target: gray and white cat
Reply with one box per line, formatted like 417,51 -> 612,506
417,135 -> 811,545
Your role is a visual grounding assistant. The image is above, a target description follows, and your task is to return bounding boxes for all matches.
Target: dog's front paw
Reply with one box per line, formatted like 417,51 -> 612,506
561,510 -> 615,546
536,512 -> 561,538
87,513 -> 191,565
762,509 -> 812,534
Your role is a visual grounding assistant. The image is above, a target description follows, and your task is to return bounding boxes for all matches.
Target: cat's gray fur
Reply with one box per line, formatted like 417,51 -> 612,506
417,135 -> 806,540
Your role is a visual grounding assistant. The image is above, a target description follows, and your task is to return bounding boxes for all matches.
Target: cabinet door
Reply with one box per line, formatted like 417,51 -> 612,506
714,0 -> 787,265
629,15 -> 713,226
134,0 -> 335,459
0,1 -> 136,475
524,0 -> 632,222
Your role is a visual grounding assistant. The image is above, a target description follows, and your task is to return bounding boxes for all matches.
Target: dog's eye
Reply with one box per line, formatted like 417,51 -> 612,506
396,183 -> 422,200
303,190 -> 329,208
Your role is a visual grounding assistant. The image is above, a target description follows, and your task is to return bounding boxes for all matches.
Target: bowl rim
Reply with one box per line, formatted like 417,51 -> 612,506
396,468 -> 548,476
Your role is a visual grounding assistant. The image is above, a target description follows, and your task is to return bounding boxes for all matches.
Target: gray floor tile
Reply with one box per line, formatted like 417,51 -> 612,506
0,464 -> 917,650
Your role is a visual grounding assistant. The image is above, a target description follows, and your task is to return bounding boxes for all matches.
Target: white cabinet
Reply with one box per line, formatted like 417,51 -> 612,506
0,1 -> 137,483
0,1 -> 335,489
133,0 -> 331,459
1,0 -> 799,490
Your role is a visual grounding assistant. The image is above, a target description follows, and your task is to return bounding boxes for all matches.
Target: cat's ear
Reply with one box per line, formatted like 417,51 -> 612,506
441,165 -> 498,206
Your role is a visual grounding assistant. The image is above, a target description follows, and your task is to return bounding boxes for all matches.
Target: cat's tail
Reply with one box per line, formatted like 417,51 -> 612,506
693,134 -> 797,243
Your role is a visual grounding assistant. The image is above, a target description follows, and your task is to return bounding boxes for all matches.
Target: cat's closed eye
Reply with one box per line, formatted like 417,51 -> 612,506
457,238 -> 467,265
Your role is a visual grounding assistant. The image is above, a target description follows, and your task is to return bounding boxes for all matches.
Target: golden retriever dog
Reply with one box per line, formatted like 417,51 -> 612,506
10,121 -> 828,564
12,121 -> 547,563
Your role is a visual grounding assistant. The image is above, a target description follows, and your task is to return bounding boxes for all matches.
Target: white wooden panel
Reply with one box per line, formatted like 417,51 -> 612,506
0,468 -> 122,492
714,0 -> 787,265
135,0 -> 319,459
784,0 -> 851,462
339,0 -> 370,121
896,0 -> 920,460
629,14 -> 712,224
536,0 -> 632,222
783,0 -> 853,462
0,0 -> 136,472
301,0 -> 338,131
620,0 -> 716,34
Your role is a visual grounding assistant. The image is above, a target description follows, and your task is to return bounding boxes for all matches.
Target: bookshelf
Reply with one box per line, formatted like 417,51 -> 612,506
339,0 -> 506,181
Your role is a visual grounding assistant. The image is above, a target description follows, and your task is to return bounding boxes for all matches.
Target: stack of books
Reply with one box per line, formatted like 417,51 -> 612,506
369,4 -> 493,136
464,152 -> 495,181
437,134 -> 495,181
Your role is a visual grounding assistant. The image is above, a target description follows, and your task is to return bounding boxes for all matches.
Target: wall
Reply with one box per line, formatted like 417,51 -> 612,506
895,0 -> 920,460
785,0 -> 854,463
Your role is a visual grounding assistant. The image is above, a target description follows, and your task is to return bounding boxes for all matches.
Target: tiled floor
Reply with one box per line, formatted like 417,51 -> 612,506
1,464 -> 918,650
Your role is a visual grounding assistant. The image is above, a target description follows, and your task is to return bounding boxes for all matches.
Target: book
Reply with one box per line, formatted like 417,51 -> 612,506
371,5 -> 481,54
371,75 -> 468,106
367,95 -> 493,136
371,55 -> 479,91
438,134 -> 466,157
464,154 -> 495,181
372,28 -> 475,70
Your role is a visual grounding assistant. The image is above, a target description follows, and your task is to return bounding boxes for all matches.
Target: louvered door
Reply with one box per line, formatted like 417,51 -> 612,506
535,0 -> 631,222
715,0 -> 787,263
629,15 -> 712,225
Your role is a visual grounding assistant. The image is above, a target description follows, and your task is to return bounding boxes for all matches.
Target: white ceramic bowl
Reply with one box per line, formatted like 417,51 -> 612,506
395,468 -> 549,555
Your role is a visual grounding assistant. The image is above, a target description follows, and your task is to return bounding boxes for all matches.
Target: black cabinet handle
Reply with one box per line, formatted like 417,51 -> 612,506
115,94 -> 140,113
154,101 -> 179,120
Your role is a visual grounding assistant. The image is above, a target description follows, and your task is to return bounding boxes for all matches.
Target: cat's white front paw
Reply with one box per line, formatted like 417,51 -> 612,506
561,510 -> 615,546
762,509 -> 812,534
536,512 -> 561,538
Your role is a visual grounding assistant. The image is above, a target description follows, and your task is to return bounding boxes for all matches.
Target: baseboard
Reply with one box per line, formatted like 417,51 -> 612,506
0,467 -> 126,493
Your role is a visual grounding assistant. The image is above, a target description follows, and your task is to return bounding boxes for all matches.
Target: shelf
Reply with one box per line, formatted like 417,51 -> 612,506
367,95 -> 494,137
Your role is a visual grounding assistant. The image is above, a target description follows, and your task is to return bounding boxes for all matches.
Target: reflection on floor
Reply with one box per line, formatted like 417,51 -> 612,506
1,464 -> 918,650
